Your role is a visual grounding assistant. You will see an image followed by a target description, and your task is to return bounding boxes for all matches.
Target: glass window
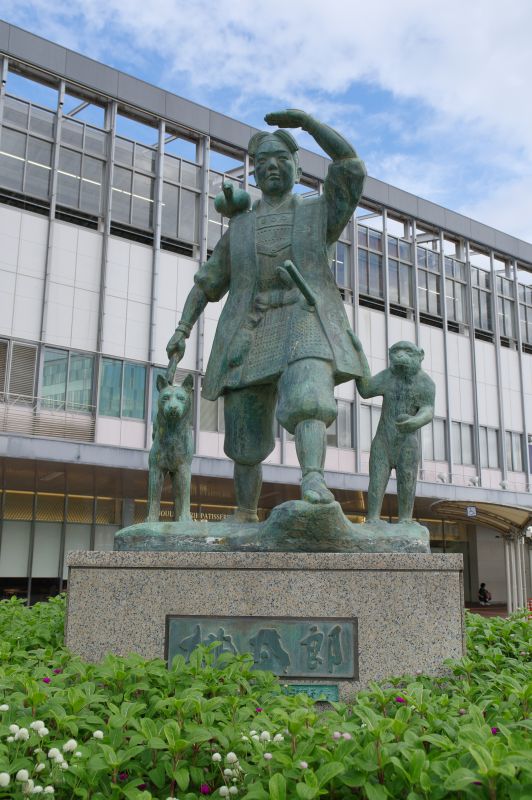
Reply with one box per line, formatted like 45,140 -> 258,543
506,431 -> 523,472
42,348 -> 67,409
81,156 -> 103,215
162,183 -> 179,238
132,173 -> 154,229
111,166 -> 132,224
151,367 -> 167,422
337,400 -> 352,448
122,363 -> 146,419
452,421 -> 474,465
99,358 -> 122,417
0,128 -> 26,192
179,188 -> 198,243
67,353 -> 94,411
332,242 -> 349,289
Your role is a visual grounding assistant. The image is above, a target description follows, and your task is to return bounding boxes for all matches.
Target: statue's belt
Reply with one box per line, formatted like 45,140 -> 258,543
253,288 -> 300,311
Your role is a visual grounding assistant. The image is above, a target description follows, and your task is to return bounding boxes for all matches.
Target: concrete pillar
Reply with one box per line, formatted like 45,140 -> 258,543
504,537 -> 512,613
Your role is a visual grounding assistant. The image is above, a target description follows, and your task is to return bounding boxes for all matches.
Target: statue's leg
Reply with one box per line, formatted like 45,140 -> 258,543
366,437 -> 390,522
396,435 -> 419,522
172,467 -> 192,522
146,466 -> 164,522
223,384 -> 277,522
278,359 -> 336,504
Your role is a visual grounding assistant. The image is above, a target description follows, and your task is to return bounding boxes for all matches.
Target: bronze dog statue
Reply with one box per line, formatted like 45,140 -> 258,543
146,373 -> 194,522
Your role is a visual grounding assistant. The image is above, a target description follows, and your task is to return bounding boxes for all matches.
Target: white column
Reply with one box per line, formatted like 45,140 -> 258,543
518,537 -> 527,608
509,537 -> 519,612
504,537 -> 512,613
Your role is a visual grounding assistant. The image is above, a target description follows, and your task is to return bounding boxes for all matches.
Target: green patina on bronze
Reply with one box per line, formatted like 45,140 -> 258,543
350,335 -> 435,524
166,615 -> 357,678
115,109 -> 436,553
166,109 -> 366,519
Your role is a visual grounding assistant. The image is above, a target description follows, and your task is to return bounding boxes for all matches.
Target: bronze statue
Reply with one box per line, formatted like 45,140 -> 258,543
166,110 -> 366,521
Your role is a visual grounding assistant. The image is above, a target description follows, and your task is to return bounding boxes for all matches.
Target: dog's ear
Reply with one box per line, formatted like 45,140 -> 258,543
182,374 -> 194,393
156,374 -> 169,393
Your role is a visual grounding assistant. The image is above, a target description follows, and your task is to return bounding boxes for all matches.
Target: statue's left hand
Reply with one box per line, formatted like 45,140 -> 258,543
265,109 -> 308,129
396,415 -> 417,433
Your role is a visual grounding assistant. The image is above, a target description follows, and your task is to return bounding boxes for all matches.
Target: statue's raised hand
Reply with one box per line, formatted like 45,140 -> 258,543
265,109 -> 308,129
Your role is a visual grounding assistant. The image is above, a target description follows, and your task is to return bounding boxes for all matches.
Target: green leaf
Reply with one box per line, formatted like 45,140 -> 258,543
363,783 -> 389,800
315,761 -> 345,788
175,766 -> 190,792
444,768 -> 480,790
295,783 -> 318,800
269,772 -> 286,800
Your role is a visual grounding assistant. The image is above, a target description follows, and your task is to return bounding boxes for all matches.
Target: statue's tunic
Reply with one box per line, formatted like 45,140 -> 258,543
196,157 -> 365,400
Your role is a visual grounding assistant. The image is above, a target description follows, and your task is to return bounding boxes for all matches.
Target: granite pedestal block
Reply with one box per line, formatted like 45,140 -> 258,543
65,551 -> 464,702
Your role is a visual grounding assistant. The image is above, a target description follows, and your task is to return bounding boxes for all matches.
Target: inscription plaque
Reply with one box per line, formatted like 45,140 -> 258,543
282,684 -> 339,702
166,616 -> 358,679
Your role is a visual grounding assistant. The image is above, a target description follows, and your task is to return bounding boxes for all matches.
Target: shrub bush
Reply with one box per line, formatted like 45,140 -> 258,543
0,596 -> 530,799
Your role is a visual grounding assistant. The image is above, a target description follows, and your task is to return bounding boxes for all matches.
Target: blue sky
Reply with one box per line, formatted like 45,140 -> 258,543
2,0 -> 532,243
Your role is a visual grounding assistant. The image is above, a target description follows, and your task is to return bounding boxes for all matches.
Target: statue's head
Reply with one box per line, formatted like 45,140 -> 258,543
389,341 -> 424,377
248,130 -> 302,197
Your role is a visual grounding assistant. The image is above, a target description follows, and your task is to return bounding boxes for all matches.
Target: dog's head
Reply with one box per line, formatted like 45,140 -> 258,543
156,373 -> 193,421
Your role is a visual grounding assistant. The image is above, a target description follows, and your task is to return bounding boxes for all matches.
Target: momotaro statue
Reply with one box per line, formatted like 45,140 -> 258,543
166,109 -> 366,521
146,374 -> 194,523
349,335 -> 435,523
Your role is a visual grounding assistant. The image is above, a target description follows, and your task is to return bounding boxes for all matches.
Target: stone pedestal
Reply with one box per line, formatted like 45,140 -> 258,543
65,551 -> 464,702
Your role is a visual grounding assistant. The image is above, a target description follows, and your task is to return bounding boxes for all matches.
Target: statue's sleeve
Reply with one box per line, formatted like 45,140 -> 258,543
323,157 -> 366,246
194,230 -> 231,302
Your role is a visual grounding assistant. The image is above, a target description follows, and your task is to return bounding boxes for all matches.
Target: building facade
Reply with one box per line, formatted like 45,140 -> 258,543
0,21 -> 531,607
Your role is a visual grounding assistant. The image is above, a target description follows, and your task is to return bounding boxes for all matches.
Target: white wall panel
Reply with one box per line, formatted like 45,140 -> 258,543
124,299 -> 150,361
95,416 -> 122,446
63,524 -> 91,579
71,288 -> 99,351
0,521 -> 31,577
20,212 -> 48,245
388,315 -> 415,345
12,275 -> 44,341
18,237 -> 47,279
0,270 -> 16,336
32,523 -> 61,577
475,525 -> 506,603
120,419 -> 145,449
102,295 -> 127,357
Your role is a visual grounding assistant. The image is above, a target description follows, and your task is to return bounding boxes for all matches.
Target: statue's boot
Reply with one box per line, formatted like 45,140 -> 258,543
295,419 -> 335,504
231,462 -> 261,522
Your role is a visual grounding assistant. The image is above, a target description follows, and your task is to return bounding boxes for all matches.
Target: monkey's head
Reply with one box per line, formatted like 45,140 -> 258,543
389,341 -> 424,377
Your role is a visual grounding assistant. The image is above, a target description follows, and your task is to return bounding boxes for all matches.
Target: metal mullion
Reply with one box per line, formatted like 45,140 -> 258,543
511,260 -> 530,490
489,251 -> 507,480
26,487 -> 38,606
382,209 -> 390,360
0,56 -> 8,139
193,134 -> 210,447
146,120 -> 165,452
464,241 -> 482,485
58,490 -> 67,591
353,214 -> 361,474
438,232 -> 453,481
40,80 -> 65,345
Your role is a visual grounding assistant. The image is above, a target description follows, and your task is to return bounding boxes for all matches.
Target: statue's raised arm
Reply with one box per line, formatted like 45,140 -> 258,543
265,109 -> 366,244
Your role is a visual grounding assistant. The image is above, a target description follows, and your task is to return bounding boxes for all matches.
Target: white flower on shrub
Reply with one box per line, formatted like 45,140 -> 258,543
35,764 -> 46,773
273,733 -> 284,742
0,773 -> 9,787
15,728 -> 30,741
259,731 -> 271,742
219,789 -> 229,798
223,768 -> 233,776
6,736 -> 14,743
16,770 -> 30,782
30,721 -> 45,731
38,728 -> 49,738
211,752 -> 222,762
43,788 -> 54,795
31,787 -> 43,794
21,778 -> 34,795
226,752 -> 238,764
47,749 -> 60,760
0,704 -> 9,711
229,788 -> 238,796
62,739 -> 77,753
9,724 -> 20,734
92,730 -> 104,740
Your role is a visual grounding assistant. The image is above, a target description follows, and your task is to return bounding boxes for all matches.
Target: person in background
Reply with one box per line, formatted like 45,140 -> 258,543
478,582 -> 492,606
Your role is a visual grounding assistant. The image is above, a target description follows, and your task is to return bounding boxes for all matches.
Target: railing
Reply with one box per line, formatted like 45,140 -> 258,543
0,394 -> 96,442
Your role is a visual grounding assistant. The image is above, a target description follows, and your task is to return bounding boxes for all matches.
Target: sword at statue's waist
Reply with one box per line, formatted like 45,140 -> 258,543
276,260 -> 317,307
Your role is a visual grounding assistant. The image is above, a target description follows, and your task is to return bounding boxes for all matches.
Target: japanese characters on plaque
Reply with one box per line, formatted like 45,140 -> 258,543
166,617 -> 358,679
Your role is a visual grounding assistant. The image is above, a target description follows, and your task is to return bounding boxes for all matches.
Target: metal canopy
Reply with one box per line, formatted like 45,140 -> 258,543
431,499 -> 532,534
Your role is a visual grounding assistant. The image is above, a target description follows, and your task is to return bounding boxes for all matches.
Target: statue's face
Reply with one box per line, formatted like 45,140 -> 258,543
389,343 -> 424,376
254,137 -> 297,198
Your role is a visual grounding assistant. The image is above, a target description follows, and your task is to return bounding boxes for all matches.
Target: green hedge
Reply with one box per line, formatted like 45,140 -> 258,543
0,596 -> 530,799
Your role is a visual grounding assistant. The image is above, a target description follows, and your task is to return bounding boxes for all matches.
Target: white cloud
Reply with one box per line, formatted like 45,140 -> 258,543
2,0 -> 532,241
